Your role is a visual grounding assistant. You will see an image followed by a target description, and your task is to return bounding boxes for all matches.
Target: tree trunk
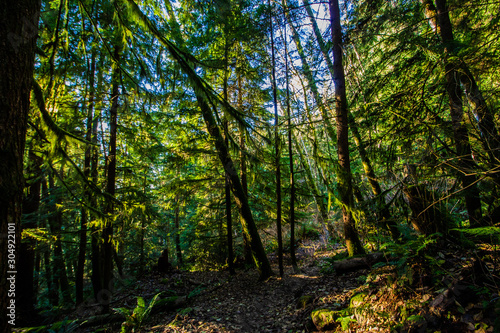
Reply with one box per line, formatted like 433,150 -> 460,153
421,0 -> 500,167
91,53 -> 103,302
237,58 -> 253,266
304,0 -> 399,241
91,226 -> 103,301
44,246 -> 59,306
433,0 -> 483,227
174,196 -> 183,266
76,51 -> 96,305
18,150 -> 42,324
102,45 -> 121,313
48,174 -> 73,305
458,63 -> 500,164
269,0 -> 283,277
329,0 -> 365,256
120,0 -> 273,280
283,22 -> 298,272
294,135 -> 330,232
0,1 -> 41,331
348,113 -> 400,240
223,42 -> 235,275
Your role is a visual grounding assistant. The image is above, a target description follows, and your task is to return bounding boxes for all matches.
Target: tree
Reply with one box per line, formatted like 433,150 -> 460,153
269,0 -> 284,277
329,0 -> 365,256
301,0 -> 400,241
0,1 -> 41,331
423,0 -> 483,227
282,8 -> 298,272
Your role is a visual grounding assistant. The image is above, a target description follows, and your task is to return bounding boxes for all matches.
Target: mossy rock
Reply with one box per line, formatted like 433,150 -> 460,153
311,308 -> 340,331
349,292 -> 368,308
296,295 -> 314,309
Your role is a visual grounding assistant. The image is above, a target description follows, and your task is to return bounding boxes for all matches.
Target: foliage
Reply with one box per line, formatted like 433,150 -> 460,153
11,0 -> 500,321
114,293 -> 162,333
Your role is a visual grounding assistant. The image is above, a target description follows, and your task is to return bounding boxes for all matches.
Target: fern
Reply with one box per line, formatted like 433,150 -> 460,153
114,293 -> 162,333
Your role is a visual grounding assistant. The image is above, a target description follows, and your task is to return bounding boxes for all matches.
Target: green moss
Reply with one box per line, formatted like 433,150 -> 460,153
311,308 -> 340,331
349,292 -> 368,308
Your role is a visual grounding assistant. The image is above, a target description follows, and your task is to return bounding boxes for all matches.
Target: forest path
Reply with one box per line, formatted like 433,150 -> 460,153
139,241 -> 365,333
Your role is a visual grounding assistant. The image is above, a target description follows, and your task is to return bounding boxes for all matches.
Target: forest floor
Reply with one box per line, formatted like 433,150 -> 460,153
27,238 -> 500,333
138,240 -> 364,333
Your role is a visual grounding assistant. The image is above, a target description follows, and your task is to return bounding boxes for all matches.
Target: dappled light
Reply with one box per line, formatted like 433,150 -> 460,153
1,0 -> 500,332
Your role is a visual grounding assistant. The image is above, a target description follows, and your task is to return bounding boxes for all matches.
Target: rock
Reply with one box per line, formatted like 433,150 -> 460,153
311,308 -> 340,331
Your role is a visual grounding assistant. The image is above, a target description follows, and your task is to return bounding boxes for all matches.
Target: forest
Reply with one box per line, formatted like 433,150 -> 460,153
1,0 -> 500,331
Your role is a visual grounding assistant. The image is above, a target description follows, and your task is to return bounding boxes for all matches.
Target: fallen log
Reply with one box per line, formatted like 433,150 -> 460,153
331,252 -> 386,273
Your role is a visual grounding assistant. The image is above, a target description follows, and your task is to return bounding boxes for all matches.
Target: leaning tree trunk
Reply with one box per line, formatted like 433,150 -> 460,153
0,1 -> 41,331
117,0 -> 273,280
284,1 -> 337,148
329,0 -> 365,256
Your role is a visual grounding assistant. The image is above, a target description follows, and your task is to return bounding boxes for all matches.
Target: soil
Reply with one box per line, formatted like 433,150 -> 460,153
36,239 -> 500,333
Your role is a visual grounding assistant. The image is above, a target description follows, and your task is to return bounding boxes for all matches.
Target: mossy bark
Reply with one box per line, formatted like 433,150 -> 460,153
330,0 -> 365,256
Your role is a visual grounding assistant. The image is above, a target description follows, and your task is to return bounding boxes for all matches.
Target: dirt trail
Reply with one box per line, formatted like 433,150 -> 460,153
140,245 -> 364,333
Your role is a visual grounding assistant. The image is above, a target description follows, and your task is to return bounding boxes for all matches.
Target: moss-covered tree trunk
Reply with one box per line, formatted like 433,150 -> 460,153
118,0 -> 272,281
329,0 -> 365,256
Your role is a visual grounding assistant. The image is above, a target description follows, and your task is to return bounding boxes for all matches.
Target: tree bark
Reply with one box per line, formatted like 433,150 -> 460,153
48,174 -> 73,305
102,45 -> 121,313
304,0 -> 399,241
433,0 -> 483,227
269,0 -> 283,277
236,55 -> 253,266
91,53 -> 103,303
174,195 -> 183,266
223,42 -> 235,275
330,0 -> 365,256
18,150 -> 42,324
41,179 -> 59,307
284,22 -> 298,272
76,51 -> 96,305
0,1 -> 41,330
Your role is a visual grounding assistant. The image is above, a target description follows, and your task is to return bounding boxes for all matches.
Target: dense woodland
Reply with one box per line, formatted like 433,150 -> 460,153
1,0 -> 500,331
